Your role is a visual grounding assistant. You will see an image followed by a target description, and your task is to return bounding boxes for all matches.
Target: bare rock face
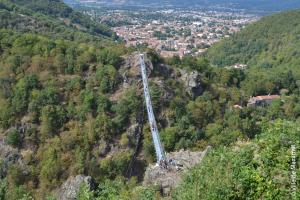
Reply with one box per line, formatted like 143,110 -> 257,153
92,139 -> 110,157
127,123 -> 139,141
179,69 -> 203,97
0,140 -> 19,163
55,175 -> 93,200
143,147 -> 211,195
0,140 -> 20,178
153,63 -> 176,79
120,53 -> 154,87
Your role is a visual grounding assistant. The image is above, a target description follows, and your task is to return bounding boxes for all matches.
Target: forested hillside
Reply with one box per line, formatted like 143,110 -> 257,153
207,9 -> 300,69
207,9 -> 300,96
0,0 -> 113,39
171,9 -> 300,200
0,1 -> 299,199
174,120 -> 300,200
0,0 -> 131,199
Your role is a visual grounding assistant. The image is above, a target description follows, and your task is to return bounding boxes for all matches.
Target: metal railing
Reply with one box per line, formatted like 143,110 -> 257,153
139,54 -> 165,163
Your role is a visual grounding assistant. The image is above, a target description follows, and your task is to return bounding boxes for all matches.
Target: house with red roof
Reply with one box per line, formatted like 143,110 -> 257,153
247,95 -> 280,107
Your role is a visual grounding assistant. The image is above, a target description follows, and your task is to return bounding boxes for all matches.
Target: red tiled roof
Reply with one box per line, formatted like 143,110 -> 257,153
254,95 -> 280,101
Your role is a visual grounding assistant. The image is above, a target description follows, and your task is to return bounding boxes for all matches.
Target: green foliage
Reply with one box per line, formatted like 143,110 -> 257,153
0,22 -> 126,196
149,82 -> 163,112
6,128 -> 20,147
207,10 -> 300,68
146,49 -> 162,65
0,179 -> 7,200
79,89 -> 97,119
187,94 -> 216,127
73,147 -> 86,175
76,177 -> 137,200
174,120 -> 300,200
213,68 -> 245,87
132,186 -> 160,200
65,77 -> 83,93
1,1 -> 300,197
0,0 -> 113,39
6,185 -> 33,200
96,65 -> 118,93
40,105 -> 67,139
142,128 -> 156,163
207,10 -> 300,96
0,0 -> 128,198
7,165 -> 25,188
39,141 -> 62,189
99,151 -> 132,178
113,88 -> 141,130
93,113 -> 114,141
77,184 -> 95,200
97,93 -> 111,114
97,48 -> 122,67
161,126 -> 180,151
11,75 -> 39,114
96,178 -> 129,200
28,87 -> 60,116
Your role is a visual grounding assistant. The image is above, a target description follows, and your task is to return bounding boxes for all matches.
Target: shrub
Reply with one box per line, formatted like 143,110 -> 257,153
174,120 -> 300,200
113,88 -> 141,130
0,100 -> 13,129
96,65 -> 118,93
39,146 -> 62,188
40,105 -> 67,139
99,151 -> 132,178
11,75 -> 39,114
6,129 -> 20,147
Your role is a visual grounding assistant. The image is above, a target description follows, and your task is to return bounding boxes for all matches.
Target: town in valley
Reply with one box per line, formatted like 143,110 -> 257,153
82,8 -> 258,58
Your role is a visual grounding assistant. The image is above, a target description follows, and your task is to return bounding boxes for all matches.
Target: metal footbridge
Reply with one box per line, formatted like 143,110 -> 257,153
139,54 -> 166,163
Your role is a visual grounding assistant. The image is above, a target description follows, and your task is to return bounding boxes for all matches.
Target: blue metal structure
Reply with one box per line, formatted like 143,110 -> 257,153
139,54 -> 165,163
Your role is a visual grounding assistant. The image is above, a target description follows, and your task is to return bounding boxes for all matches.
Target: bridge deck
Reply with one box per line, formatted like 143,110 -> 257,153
139,54 -> 165,163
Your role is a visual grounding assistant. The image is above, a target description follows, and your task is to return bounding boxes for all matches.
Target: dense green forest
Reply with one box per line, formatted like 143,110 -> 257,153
0,1 -> 299,199
207,9 -> 300,69
207,9 -> 300,96
76,120 -> 300,200
0,0 -> 114,40
174,120 -> 300,200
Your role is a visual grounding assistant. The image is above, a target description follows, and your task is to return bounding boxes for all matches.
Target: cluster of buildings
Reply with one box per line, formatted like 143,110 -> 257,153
233,95 -> 281,110
247,95 -> 281,108
104,9 -> 258,58
225,64 -> 248,70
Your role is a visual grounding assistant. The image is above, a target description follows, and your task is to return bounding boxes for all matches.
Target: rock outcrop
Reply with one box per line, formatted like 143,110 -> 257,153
0,140 -> 21,178
55,175 -> 93,200
119,52 -> 206,102
179,69 -> 203,97
143,146 -> 211,195
120,53 -> 154,88
126,123 -> 140,144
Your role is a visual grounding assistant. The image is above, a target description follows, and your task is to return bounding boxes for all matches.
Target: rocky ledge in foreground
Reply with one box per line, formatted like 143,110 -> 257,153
55,175 -> 93,200
143,146 -> 211,195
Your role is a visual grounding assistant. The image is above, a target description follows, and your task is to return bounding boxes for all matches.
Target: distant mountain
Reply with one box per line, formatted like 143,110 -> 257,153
67,0 -> 300,12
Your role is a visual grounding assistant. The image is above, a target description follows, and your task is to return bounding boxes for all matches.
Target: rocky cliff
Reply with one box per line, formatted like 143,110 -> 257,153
143,146 -> 211,195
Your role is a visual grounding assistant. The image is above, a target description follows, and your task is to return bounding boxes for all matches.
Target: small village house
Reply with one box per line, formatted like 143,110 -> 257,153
247,95 -> 280,107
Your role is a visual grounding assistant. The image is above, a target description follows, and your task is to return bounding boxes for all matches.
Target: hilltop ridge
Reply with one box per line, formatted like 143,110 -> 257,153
0,0 -> 114,39
207,9 -> 300,71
